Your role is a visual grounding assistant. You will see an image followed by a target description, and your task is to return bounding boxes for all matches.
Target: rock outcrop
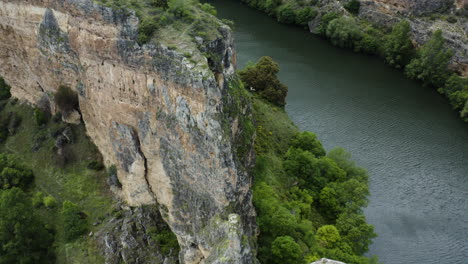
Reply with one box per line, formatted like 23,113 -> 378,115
310,259 -> 346,264
0,0 -> 257,263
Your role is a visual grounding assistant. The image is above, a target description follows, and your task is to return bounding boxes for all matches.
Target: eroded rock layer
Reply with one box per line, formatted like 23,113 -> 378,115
0,1 -> 257,263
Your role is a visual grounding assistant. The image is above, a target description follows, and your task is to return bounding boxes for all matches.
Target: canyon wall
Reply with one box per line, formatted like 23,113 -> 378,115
0,1 -> 257,263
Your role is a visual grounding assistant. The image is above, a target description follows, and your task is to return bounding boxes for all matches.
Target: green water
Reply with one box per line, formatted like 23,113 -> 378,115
209,1 -> 468,263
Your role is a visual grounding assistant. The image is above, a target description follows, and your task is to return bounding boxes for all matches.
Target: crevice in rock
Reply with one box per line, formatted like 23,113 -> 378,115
133,130 -> 157,201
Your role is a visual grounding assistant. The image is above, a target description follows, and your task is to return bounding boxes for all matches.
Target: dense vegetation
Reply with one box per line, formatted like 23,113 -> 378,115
94,0 -> 229,61
238,0 -> 468,121
0,80 -> 114,263
236,58 -> 378,263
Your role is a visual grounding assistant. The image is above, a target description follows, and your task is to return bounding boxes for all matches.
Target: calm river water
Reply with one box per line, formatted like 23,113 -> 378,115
209,0 -> 468,263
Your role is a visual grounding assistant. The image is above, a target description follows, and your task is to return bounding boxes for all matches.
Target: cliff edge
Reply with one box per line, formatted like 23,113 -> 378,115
0,0 -> 257,263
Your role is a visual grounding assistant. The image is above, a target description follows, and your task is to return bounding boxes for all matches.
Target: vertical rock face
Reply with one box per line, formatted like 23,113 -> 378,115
0,0 -> 257,263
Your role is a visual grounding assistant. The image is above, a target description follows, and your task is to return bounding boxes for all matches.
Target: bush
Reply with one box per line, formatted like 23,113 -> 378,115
43,196 -> 57,208
295,7 -> 318,26
0,77 -> 11,100
344,0 -> 361,15
277,4 -> 296,24
54,86 -> 79,115
32,192 -> 45,207
405,30 -> 454,87
326,16 -> 362,49
271,236 -> 303,264
318,12 -> 341,35
239,56 -> 288,106
200,3 -> 217,16
138,17 -> 159,44
382,20 -> 414,68
0,154 -> 34,190
34,108 -> 47,126
168,0 -> 194,19
441,74 -> 468,110
87,160 -> 105,171
61,200 -> 87,241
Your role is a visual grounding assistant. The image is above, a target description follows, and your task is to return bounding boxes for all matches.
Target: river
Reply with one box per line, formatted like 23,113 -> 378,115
208,0 -> 468,263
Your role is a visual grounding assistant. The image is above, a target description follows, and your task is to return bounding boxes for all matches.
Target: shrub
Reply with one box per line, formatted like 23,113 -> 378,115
446,15 -> 457,23
54,86 -> 79,115
32,192 -> 45,207
138,17 -> 159,44
382,20 -> 414,68
34,108 -> 47,126
344,0 -> 361,15
0,77 -> 11,100
277,4 -> 296,24
0,154 -> 34,190
239,56 -> 288,106
61,200 -> 87,241
168,0 -> 194,19
200,3 -> 217,16
87,160 -> 105,171
43,196 -> 57,208
326,16 -> 362,49
318,12 -> 341,35
405,30 -> 454,87
441,74 -> 468,110
295,7 -> 318,26
271,236 -> 303,264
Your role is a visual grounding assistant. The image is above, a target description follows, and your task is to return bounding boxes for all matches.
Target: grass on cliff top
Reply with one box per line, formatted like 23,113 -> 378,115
0,100 -> 113,264
94,0 -> 228,64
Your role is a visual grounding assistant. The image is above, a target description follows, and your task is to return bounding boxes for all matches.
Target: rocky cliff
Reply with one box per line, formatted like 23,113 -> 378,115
0,1 -> 257,263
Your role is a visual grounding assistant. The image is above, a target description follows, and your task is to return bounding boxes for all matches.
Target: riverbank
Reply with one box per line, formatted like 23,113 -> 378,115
235,0 -> 468,122
209,1 -> 468,262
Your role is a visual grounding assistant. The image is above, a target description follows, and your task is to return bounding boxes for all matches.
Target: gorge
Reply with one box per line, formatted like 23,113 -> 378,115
0,0 -> 467,263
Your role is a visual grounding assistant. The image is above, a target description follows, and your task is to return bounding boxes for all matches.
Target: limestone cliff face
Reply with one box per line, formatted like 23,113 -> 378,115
0,1 -> 257,263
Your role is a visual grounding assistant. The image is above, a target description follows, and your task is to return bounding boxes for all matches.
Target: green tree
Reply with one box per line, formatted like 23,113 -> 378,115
336,213 -> 376,255
239,56 -> 288,106
405,30 -> 454,87
290,131 -> 326,157
277,4 -> 296,24
271,236 -> 303,264
0,154 -> 34,190
61,200 -> 87,241
295,7 -> 318,26
441,74 -> 468,110
318,12 -> 341,35
0,188 -> 54,264
344,0 -> 360,15
382,20 -> 414,68
326,16 -> 362,49
316,225 -> 341,248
